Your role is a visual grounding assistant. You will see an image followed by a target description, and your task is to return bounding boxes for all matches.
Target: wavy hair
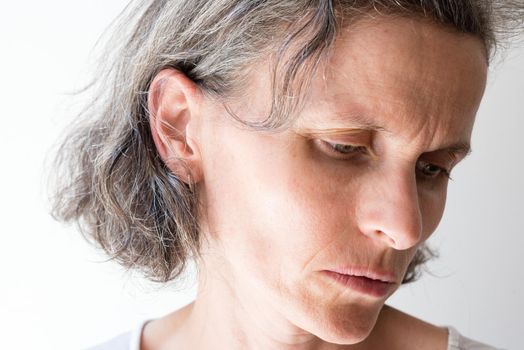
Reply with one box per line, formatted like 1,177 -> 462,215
50,0 -> 524,283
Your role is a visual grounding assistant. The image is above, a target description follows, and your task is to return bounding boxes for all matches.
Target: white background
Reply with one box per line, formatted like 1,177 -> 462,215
0,1 -> 522,349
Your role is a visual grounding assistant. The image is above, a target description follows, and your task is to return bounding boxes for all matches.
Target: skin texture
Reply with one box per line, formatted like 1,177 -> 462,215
145,16 -> 488,350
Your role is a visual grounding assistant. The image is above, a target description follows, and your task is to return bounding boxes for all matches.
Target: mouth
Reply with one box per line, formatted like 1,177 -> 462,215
327,266 -> 397,283
321,268 -> 398,298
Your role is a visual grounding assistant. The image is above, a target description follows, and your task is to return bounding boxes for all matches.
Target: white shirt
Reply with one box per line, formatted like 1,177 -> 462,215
86,319 -> 503,350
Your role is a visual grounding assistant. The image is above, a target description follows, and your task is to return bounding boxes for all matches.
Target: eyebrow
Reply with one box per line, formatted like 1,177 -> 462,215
300,111 -> 472,159
297,127 -> 472,160
303,112 -> 390,133
442,142 -> 472,161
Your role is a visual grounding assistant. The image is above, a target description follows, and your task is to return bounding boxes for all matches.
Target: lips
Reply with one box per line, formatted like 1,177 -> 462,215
327,266 -> 398,283
321,266 -> 398,297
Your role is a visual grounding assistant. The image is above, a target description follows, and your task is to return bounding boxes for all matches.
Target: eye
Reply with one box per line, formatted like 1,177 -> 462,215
416,160 -> 452,180
319,140 -> 453,180
320,141 -> 368,157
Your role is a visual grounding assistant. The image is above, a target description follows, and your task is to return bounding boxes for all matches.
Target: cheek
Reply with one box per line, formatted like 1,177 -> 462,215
241,148 -> 343,273
200,128 -> 345,283
252,168 -> 346,267
419,184 -> 448,239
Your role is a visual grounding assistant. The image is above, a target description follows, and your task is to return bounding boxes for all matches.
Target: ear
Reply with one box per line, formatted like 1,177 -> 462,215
148,68 -> 203,184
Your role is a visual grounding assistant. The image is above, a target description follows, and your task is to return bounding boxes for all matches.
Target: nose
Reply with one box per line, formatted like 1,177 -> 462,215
356,165 -> 423,250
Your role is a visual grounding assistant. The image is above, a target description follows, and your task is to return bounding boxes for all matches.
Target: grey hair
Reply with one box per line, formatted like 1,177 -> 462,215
50,0 -> 524,283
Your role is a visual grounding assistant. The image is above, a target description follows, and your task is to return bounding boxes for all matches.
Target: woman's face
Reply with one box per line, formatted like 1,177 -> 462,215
195,17 -> 487,344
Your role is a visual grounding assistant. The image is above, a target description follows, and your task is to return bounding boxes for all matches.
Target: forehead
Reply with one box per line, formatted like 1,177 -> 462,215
295,16 -> 487,148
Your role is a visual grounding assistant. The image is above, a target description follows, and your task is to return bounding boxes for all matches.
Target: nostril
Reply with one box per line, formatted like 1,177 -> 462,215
380,231 -> 397,247
392,228 -> 422,250
363,227 -> 421,251
365,229 -> 397,247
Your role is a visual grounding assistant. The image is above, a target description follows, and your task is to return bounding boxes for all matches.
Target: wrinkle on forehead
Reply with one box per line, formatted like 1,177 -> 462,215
298,15 -> 487,152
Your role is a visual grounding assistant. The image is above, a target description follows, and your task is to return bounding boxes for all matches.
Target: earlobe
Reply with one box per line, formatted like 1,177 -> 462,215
147,68 -> 203,184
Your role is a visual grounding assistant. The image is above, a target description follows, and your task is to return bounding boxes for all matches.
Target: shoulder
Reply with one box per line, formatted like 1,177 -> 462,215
375,304 -> 449,350
378,305 -> 501,350
86,319 -> 149,350
447,326 -> 502,350
140,303 -> 194,350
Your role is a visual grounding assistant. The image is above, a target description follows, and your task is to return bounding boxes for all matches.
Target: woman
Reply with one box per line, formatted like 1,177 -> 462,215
51,0 -> 523,349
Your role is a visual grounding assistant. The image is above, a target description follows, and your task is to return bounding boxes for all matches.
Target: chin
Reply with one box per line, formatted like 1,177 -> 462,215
294,300 -> 383,345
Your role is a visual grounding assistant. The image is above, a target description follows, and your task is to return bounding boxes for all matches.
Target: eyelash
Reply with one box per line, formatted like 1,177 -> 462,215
321,141 -> 368,156
417,161 -> 453,180
320,141 -> 453,180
